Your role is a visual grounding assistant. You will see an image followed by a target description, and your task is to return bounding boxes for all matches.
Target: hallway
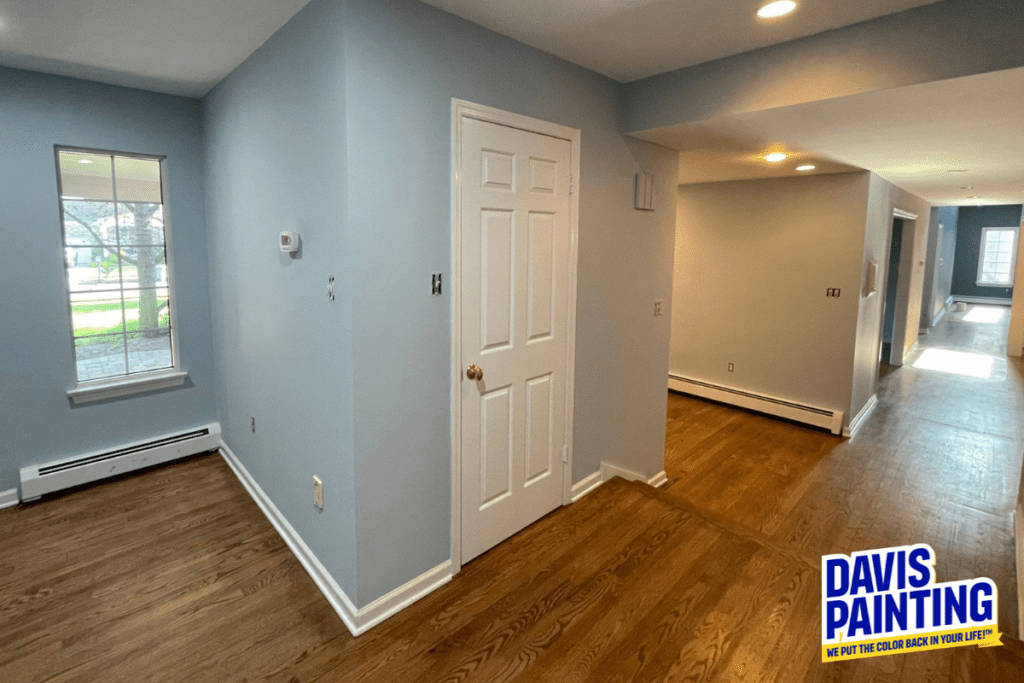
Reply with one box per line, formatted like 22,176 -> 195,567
664,303 -> 1024,678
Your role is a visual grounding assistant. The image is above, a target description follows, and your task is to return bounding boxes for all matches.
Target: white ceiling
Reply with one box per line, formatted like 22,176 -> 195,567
633,66 -> 1024,206
418,0 -> 940,83
0,0 -> 314,97
0,0 -> 940,95
1,0 -> 1018,209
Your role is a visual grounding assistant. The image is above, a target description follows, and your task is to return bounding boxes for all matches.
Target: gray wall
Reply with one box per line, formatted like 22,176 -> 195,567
671,173 -> 869,421
850,175 -> 931,419
920,206 -> 958,329
934,208 -> 959,315
950,204 -> 1022,300
622,0 -> 1024,133
0,67 -> 217,497
204,0 -> 678,608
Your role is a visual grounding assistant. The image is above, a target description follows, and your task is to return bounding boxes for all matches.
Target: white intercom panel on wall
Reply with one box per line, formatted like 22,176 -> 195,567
634,173 -> 655,211
280,231 -> 300,253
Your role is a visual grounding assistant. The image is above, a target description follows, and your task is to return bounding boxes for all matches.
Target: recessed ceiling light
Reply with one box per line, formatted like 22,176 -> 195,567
764,152 -> 787,163
757,1 -> 797,19
960,186 -> 973,190
78,159 -> 93,164
796,164 -> 816,171
946,169 -> 968,173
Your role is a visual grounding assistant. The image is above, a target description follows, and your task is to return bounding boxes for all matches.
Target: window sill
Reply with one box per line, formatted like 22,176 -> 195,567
68,369 -> 187,405
975,282 -> 1013,288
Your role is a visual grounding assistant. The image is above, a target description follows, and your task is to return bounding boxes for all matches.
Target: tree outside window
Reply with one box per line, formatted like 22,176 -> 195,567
57,149 -> 176,383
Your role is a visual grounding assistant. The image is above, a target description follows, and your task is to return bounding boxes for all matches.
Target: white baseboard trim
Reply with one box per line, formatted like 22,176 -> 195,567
571,464 -> 668,502
356,558 -> 453,634
647,471 -> 668,488
669,374 -> 843,435
951,296 -> 1013,306
219,441 -> 452,637
0,489 -> 19,510
931,305 -> 947,329
843,394 -> 878,438
601,461 -> 649,484
571,471 -> 603,502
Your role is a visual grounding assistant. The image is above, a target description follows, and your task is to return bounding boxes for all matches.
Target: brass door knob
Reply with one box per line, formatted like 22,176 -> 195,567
467,364 -> 483,380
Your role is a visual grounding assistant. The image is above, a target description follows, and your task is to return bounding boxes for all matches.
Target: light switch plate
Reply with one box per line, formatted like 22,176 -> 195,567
313,476 -> 324,509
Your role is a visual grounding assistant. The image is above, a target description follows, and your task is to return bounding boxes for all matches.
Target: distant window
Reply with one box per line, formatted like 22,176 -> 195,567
976,227 -> 1019,287
56,148 -> 176,384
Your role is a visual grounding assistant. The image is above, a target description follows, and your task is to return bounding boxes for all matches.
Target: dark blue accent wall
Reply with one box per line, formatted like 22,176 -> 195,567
950,205 -> 1022,300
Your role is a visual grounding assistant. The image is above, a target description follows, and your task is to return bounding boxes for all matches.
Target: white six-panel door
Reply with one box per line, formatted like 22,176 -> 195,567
460,116 -> 572,563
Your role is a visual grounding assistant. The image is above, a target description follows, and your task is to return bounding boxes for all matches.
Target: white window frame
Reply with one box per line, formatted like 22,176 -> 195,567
56,146 -> 187,404
976,226 -> 1019,288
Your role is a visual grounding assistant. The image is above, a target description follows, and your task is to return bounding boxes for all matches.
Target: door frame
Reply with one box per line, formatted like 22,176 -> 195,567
449,99 -> 581,575
885,208 -> 918,366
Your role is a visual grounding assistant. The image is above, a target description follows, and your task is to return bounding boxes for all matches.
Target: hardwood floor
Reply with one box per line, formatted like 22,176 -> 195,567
662,304 -> 1024,680
664,305 -> 1024,633
0,458 -> 821,682
2,305 -> 1022,681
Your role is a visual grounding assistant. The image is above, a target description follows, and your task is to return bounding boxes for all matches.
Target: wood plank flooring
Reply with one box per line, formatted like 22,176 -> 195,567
0,460 -> 822,682
2,304 -> 1023,681
662,304 -> 1024,680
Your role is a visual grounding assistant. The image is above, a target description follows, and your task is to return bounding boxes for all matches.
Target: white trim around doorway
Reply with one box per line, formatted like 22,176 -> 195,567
449,99 -> 581,577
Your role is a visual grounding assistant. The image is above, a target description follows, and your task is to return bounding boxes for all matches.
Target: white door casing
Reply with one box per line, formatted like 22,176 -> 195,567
450,101 -> 580,568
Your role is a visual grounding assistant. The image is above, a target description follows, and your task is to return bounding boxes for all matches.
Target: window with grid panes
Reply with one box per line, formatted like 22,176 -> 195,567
976,227 -> 1019,287
56,148 -> 176,384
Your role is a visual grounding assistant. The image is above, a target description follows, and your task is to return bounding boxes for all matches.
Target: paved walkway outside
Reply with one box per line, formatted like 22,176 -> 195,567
77,336 -> 172,381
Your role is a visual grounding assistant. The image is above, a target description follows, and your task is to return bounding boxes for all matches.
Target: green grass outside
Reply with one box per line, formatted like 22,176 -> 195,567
75,304 -> 170,347
72,300 -> 143,314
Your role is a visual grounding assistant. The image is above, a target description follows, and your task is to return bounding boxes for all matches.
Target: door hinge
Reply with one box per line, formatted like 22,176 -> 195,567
569,176 -> 575,195
562,445 -> 568,463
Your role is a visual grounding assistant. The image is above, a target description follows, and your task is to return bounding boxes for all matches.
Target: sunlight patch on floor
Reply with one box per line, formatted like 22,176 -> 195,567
962,307 -> 1007,324
912,348 -> 995,378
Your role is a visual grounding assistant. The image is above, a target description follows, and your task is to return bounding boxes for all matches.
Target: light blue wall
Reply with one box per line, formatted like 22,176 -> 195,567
342,0 -> 676,606
202,0 -> 676,608
202,0 -> 358,598
0,67 -> 217,497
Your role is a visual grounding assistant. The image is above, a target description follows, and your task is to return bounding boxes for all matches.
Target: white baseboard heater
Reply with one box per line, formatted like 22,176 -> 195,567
668,374 -> 843,435
20,423 -> 221,501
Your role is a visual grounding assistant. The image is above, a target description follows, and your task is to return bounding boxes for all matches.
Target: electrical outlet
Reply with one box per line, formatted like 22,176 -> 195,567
728,363 -> 734,372
654,299 -> 664,317
251,417 -> 255,432
312,476 -> 324,509
827,288 -> 842,298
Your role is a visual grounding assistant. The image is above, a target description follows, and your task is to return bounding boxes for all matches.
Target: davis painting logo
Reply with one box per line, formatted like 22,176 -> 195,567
822,544 -> 1001,662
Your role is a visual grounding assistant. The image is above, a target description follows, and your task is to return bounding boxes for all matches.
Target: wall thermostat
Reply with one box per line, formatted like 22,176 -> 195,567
280,231 -> 300,253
